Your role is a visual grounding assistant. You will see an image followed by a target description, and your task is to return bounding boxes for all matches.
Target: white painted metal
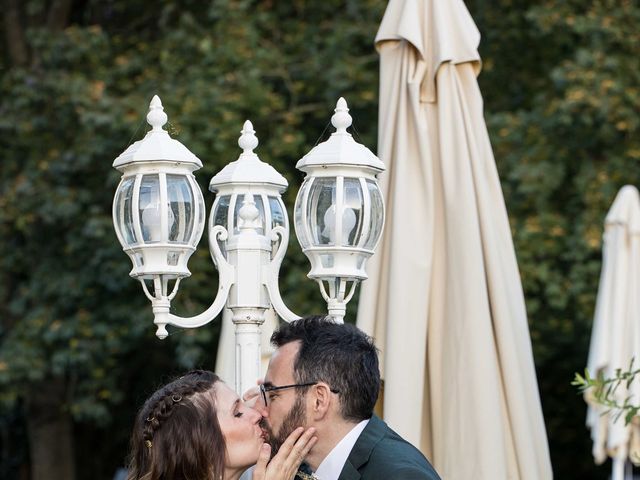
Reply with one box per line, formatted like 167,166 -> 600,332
113,95 -> 202,170
296,97 -> 385,172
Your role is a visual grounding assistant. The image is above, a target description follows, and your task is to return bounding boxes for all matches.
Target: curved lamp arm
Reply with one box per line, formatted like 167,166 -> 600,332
264,226 -> 301,323
151,226 -> 235,338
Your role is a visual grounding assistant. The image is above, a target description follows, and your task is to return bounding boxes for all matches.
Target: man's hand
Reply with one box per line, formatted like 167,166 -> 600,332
252,427 -> 317,480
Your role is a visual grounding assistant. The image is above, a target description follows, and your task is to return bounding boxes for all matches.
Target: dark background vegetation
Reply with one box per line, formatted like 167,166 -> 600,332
1,0 -> 639,479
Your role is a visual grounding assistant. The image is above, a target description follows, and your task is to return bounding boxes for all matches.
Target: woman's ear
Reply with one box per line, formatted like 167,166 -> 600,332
310,382 -> 332,420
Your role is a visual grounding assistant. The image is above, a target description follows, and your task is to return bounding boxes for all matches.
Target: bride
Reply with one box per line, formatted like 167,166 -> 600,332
126,370 -> 316,480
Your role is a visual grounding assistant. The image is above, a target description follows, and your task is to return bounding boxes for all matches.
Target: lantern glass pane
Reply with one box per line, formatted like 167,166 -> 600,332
194,179 -> 205,246
213,195 -> 231,229
267,196 -> 287,258
233,195 -> 265,235
115,177 -> 136,247
294,180 -> 312,249
308,178 -> 336,246
269,196 -> 286,229
139,174 -> 173,244
167,174 -> 195,244
212,195 -> 231,256
364,180 -> 384,249
343,178 -> 364,247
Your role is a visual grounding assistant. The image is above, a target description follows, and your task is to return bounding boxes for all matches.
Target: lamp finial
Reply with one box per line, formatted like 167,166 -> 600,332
147,95 -> 168,132
331,97 -> 352,134
239,120 -> 259,155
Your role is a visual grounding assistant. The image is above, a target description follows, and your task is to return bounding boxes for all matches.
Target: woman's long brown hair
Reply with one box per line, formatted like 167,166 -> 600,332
127,370 -> 226,480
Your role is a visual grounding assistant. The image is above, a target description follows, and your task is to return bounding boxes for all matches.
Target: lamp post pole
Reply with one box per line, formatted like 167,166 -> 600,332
112,96 -> 385,394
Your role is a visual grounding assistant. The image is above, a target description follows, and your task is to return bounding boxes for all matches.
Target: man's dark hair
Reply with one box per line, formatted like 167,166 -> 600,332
271,315 -> 380,422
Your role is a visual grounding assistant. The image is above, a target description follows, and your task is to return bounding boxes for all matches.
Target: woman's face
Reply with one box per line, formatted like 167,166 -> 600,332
215,382 -> 267,476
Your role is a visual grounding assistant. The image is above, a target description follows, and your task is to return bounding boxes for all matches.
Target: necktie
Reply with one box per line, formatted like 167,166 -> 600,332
296,463 -> 319,480
296,471 -> 319,480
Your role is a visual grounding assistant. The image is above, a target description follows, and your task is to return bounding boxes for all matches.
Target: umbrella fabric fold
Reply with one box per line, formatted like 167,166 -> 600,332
357,1 -> 552,478
586,185 -> 640,472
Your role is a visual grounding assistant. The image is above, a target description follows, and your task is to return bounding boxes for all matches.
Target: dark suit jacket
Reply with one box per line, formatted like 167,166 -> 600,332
337,415 -> 441,480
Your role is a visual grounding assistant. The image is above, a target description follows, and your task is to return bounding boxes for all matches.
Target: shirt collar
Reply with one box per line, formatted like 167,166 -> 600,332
314,419 -> 369,480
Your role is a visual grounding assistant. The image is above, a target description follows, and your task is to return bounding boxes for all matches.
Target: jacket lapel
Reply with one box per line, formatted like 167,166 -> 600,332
337,415 -> 386,480
337,460 -> 361,480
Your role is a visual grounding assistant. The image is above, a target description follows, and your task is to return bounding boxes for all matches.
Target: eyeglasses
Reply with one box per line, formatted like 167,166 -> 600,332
259,382 -> 340,406
260,382 -> 316,406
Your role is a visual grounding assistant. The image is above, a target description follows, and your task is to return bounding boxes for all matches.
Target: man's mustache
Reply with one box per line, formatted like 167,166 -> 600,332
259,418 -> 272,441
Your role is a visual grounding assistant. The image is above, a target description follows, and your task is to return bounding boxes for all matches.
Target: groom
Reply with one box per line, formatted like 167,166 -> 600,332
256,315 -> 440,480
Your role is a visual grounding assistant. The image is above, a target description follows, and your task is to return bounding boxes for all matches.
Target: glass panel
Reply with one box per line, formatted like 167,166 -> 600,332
138,174 -> 164,243
307,178 -> 336,246
233,194 -> 265,235
269,197 -> 286,228
364,180 -> 384,250
343,178 -> 364,247
212,195 -> 231,257
115,177 -> 136,247
294,180 -> 312,249
194,180 -> 205,247
268,196 -> 286,258
167,174 -> 194,244
255,196 -> 265,235
233,195 -> 241,235
212,195 -> 231,228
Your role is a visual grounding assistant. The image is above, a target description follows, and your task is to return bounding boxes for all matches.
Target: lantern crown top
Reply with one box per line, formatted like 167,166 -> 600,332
331,97 -> 352,133
296,97 -> 385,173
113,95 -> 202,171
239,120 -> 259,153
147,95 -> 168,131
209,120 -> 288,192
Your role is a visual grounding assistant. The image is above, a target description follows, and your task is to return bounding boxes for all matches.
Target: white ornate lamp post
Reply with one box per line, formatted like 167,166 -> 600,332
112,95 -> 384,393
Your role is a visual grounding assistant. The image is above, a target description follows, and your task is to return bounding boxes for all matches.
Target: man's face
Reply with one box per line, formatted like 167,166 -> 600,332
261,341 -> 309,453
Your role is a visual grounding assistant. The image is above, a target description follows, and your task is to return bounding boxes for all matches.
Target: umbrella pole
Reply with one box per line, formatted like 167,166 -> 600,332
611,457 -> 629,480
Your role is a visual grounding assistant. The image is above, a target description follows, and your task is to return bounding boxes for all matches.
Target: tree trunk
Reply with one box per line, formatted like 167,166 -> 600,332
46,0 -> 73,31
2,0 -> 29,67
25,379 -> 75,480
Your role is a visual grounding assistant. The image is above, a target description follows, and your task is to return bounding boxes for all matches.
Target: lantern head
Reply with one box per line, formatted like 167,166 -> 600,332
112,95 -> 205,280
294,98 -> 385,283
208,120 -> 289,259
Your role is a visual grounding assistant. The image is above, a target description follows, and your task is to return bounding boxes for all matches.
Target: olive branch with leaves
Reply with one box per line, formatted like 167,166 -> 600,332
573,359 -> 640,426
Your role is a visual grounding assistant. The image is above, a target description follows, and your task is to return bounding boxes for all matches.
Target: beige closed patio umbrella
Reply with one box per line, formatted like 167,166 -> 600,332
356,0 -> 552,478
586,185 -> 640,480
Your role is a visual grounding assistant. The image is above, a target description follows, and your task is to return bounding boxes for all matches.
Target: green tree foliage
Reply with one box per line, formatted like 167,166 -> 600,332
0,1 -> 383,478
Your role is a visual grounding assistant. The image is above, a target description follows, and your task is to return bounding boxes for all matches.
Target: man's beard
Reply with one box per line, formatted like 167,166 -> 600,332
261,394 -> 307,457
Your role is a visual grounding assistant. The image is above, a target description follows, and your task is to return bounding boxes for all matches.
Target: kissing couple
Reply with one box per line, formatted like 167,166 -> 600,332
127,315 -> 441,480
